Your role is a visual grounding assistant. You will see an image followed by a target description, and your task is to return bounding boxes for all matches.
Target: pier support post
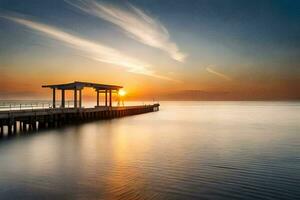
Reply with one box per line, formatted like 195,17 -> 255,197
109,90 -> 112,107
13,121 -> 17,134
74,88 -> 77,108
8,124 -> 12,135
97,90 -> 99,107
0,125 -> 2,137
61,89 -> 65,108
22,122 -> 27,132
19,122 -> 23,132
29,123 -> 33,131
52,88 -> 56,108
39,121 -> 45,130
33,121 -> 37,131
79,89 -> 82,108
105,90 -> 108,107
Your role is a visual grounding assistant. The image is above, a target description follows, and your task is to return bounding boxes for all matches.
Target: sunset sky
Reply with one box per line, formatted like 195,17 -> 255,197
1,0 -> 299,100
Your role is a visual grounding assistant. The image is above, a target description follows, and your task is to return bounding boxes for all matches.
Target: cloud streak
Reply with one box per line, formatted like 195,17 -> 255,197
206,67 -> 232,81
1,15 -> 175,81
67,0 -> 186,62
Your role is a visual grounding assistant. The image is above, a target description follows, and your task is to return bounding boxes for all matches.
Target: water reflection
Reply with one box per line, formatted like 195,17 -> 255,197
0,102 -> 299,199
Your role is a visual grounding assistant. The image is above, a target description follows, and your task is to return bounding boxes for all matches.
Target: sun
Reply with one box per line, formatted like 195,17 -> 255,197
118,89 -> 127,97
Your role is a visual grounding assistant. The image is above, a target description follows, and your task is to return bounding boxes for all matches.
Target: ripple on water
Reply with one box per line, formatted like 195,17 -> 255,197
0,102 -> 299,200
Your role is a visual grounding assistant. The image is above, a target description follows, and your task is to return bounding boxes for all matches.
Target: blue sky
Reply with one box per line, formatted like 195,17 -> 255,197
0,0 -> 299,99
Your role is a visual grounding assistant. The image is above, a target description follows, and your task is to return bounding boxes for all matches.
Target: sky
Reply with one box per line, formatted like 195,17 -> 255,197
0,0 -> 299,100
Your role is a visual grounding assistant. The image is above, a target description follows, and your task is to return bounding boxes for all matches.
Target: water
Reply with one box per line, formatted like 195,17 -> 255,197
0,101 -> 299,200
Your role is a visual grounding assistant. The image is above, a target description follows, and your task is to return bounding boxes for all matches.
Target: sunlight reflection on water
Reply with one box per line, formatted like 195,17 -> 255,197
0,101 -> 299,199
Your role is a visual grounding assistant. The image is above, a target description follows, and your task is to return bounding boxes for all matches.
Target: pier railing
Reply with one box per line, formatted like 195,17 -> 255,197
0,101 -> 159,111
0,101 -> 77,111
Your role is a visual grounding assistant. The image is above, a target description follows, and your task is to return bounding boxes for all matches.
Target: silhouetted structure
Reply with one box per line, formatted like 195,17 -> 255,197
0,81 -> 159,137
42,81 -> 122,108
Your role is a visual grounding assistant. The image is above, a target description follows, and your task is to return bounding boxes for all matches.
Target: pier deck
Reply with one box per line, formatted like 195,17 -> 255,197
0,81 -> 160,136
0,104 -> 159,136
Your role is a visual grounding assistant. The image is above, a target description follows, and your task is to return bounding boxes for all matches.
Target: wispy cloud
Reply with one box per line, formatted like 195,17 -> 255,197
67,0 -> 186,62
1,15 -> 175,81
206,67 -> 232,81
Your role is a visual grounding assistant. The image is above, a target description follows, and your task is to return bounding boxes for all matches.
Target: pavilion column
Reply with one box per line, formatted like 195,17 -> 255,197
117,89 -> 120,106
79,89 -> 82,108
74,88 -> 77,108
96,90 -> 99,107
109,90 -> 112,107
105,90 -> 108,107
61,89 -> 65,108
52,88 -> 56,108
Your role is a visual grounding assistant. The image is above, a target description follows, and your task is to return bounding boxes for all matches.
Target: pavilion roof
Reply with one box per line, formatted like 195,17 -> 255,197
42,81 -> 122,90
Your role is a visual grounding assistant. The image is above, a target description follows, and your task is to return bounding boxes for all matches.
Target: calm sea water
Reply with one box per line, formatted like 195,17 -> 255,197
0,101 -> 299,200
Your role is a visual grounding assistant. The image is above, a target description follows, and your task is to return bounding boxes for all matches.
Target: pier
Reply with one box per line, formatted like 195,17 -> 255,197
0,81 -> 159,136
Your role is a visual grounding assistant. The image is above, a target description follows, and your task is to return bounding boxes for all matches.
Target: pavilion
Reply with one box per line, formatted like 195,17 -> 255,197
42,81 -> 122,108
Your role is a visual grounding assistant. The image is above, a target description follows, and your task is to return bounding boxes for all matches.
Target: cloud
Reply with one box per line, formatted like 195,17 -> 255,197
1,15 -> 175,81
67,0 -> 186,62
206,67 -> 232,81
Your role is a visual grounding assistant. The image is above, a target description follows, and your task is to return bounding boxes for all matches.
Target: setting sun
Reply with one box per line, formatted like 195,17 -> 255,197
118,89 -> 127,97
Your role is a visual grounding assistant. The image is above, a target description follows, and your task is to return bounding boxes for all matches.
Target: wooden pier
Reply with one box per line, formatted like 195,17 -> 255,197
0,81 -> 159,136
